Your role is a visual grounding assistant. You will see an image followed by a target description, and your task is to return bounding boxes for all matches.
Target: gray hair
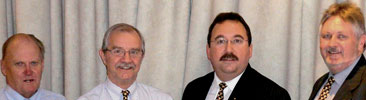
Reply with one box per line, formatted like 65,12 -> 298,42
320,2 -> 365,38
101,23 -> 145,53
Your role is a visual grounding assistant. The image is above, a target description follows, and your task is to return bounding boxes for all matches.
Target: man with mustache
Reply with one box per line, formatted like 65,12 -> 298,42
78,23 -> 172,100
182,12 -> 291,100
0,33 -> 66,100
309,2 -> 366,100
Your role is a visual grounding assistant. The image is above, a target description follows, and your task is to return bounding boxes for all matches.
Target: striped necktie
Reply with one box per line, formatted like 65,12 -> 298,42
216,82 -> 227,100
318,77 -> 335,100
121,90 -> 130,100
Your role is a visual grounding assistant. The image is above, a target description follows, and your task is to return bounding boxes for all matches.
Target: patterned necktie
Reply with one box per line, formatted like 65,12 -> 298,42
318,77 -> 335,100
121,90 -> 130,100
216,82 -> 227,100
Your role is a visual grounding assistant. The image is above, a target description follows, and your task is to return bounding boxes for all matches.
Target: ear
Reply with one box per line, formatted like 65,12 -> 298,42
41,60 -> 45,72
1,59 -> 6,76
206,44 -> 211,60
358,34 -> 366,53
99,49 -> 107,65
248,44 -> 253,58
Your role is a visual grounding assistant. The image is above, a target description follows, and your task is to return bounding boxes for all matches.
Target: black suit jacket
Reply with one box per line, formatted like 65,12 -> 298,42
182,64 -> 291,100
309,55 -> 366,100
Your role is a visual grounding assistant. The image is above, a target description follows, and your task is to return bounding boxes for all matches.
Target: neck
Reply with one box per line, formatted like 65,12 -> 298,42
216,72 -> 241,82
7,84 -> 37,98
108,77 -> 135,90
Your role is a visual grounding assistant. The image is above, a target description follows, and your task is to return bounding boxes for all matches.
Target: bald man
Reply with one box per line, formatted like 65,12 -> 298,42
0,33 -> 66,100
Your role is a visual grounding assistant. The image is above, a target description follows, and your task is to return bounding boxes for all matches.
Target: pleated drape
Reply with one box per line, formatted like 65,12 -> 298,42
0,0 -> 364,100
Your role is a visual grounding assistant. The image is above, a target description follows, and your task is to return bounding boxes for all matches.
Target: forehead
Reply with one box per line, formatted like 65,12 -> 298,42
321,16 -> 354,34
5,39 -> 41,60
108,31 -> 142,48
211,20 -> 247,39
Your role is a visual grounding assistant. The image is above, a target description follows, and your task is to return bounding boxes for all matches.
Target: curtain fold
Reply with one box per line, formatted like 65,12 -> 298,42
0,0 -> 364,100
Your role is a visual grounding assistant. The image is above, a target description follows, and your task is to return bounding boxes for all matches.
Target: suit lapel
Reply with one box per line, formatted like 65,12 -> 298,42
200,72 -> 215,100
334,55 -> 366,99
309,73 -> 329,99
228,64 -> 252,99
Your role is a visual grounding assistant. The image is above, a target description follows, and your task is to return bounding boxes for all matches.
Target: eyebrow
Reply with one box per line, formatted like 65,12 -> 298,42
214,34 -> 245,40
214,35 -> 224,40
111,46 -> 123,49
233,35 -> 244,39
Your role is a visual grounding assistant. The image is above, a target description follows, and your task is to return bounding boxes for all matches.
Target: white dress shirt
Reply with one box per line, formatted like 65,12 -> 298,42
78,78 -> 173,100
314,56 -> 360,100
0,85 -> 66,100
205,71 -> 244,100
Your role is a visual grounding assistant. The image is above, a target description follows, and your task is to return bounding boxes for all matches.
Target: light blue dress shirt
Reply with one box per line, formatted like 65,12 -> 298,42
0,85 -> 66,100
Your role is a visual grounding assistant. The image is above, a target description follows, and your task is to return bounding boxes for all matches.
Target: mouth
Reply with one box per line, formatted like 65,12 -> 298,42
117,66 -> 133,70
116,62 -> 136,70
220,57 -> 238,61
24,79 -> 35,83
326,48 -> 342,59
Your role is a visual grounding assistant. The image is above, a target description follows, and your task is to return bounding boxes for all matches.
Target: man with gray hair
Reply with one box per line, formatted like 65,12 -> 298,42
78,23 -> 172,100
0,33 -> 66,100
309,2 -> 366,100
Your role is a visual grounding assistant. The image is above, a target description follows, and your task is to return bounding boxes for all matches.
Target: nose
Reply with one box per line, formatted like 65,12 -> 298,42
328,36 -> 338,47
120,52 -> 133,62
225,41 -> 233,52
24,65 -> 33,76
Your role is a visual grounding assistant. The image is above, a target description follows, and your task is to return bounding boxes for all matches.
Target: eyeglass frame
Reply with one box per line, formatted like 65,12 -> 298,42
210,36 -> 248,46
103,47 -> 144,58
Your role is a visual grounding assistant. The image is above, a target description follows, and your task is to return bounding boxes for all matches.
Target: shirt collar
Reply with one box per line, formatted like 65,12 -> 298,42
106,78 -> 137,98
213,70 -> 245,91
329,56 -> 361,85
5,85 -> 40,100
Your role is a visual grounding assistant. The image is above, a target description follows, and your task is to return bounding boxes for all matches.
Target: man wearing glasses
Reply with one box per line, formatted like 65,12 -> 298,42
182,12 -> 291,100
78,23 -> 172,100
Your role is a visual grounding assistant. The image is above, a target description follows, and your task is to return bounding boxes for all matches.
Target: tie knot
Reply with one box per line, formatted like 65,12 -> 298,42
122,90 -> 130,96
219,82 -> 227,89
328,77 -> 335,84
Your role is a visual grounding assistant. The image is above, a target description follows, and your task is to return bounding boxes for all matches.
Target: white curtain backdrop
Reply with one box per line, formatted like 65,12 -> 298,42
0,0 -> 365,100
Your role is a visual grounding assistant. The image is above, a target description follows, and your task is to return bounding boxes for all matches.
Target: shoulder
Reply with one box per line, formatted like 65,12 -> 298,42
185,72 -> 214,88
135,83 -> 173,100
313,73 -> 329,86
78,83 -> 107,100
0,88 -> 7,100
243,67 -> 290,98
246,67 -> 282,87
38,89 -> 66,100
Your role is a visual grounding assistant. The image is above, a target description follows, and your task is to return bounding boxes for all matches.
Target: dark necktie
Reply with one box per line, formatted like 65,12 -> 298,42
216,82 -> 227,100
318,77 -> 335,100
121,90 -> 130,100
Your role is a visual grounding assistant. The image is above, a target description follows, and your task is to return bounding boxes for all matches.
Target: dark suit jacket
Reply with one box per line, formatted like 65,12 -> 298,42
182,64 -> 291,100
309,55 -> 366,100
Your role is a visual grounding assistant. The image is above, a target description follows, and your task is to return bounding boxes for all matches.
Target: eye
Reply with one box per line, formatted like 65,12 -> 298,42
216,39 -> 226,45
15,62 -> 25,67
30,61 -> 39,66
112,49 -> 123,54
129,50 -> 140,55
232,39 -> 243,44
338,34 -> 348,40
321,34 -> 332,39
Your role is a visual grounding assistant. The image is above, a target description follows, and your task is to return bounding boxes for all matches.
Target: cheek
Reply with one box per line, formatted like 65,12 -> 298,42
211,49 -> 224,59
106,57 -> 119,66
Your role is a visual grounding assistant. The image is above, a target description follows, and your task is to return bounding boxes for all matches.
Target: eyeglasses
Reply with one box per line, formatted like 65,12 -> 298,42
211,38 -> 248,46
105,48 -> 143,58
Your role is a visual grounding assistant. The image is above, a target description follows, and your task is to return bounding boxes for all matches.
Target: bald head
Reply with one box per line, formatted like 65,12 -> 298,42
2,33 -> 45,60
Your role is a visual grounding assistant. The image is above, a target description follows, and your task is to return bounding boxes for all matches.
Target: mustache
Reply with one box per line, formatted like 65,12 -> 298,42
116,62 -> 136,69
220,53 -> 238,61
326,47 -> 341,53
